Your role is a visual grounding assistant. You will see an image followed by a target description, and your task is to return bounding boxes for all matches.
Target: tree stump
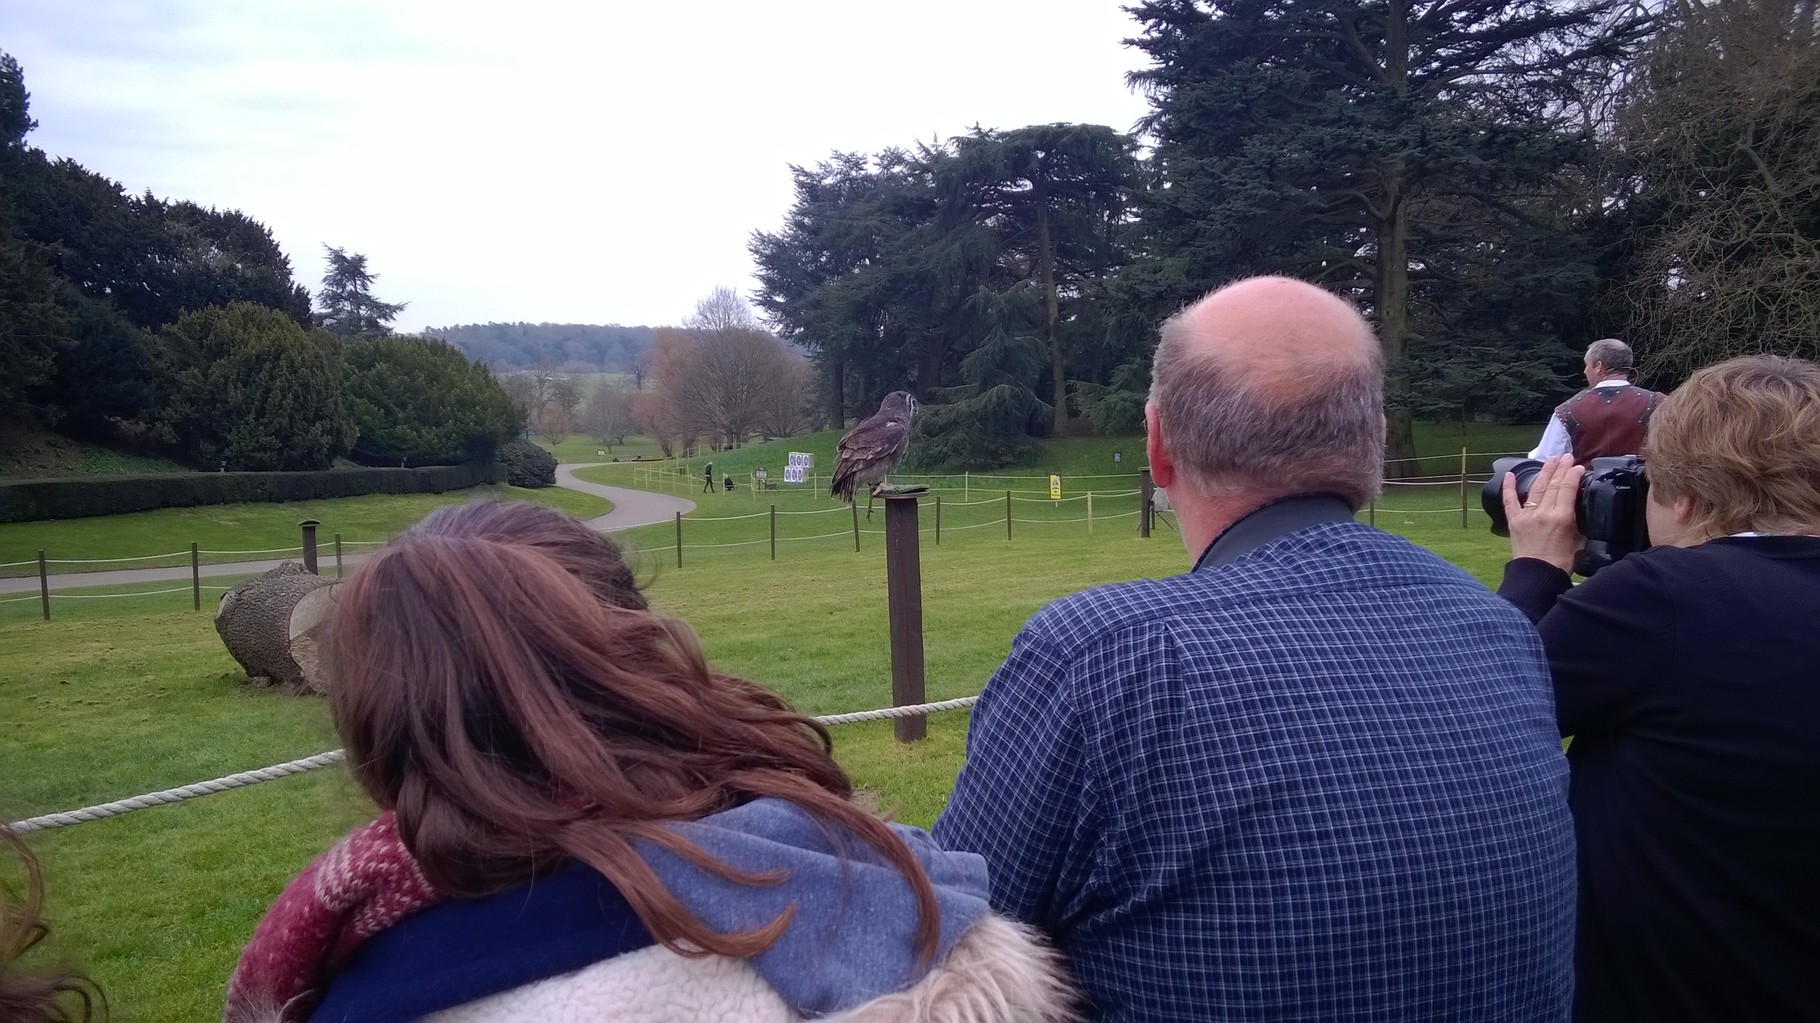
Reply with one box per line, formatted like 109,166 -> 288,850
214,563 -> 338,695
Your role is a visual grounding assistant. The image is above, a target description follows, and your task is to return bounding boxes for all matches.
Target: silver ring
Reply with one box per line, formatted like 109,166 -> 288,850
1522,502 -> 1539,508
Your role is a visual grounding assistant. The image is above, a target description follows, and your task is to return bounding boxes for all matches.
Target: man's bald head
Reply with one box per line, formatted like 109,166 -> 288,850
1149,276 -> 1384,507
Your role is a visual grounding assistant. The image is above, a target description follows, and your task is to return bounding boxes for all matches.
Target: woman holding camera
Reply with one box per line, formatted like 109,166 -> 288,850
224,501 -> 1073,1023
1499,355 -> 1820,1023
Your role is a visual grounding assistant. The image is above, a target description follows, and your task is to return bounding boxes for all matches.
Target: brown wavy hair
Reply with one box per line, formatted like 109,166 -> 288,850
1,825 -> 101,1023
326,501 -> 939,962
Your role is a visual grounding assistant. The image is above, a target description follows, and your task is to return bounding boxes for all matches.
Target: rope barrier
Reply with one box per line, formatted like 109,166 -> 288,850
196,546 -> 304,557
46,586 -> 197,600
0,559 -> 43,569
772,506 -> 850,516
775,529 -> 858,542
6,751 -> 350,836
4,698 -> 980,835
42,551 -> 191,565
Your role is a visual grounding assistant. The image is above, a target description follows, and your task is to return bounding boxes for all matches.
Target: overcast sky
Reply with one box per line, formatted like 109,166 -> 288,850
2,1 -> 1154,331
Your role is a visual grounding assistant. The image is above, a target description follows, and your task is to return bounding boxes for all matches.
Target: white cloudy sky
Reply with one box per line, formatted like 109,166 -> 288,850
2,1 -> 1154,331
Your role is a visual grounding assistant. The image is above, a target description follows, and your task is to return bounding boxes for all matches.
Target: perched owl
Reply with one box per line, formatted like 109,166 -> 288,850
831,391 -> 919,515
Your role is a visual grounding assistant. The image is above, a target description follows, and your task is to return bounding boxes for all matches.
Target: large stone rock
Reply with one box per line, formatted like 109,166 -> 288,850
214,563 -> 337,695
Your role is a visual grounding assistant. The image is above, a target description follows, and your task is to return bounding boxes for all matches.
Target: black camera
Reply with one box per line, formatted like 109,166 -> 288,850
1481,455 -> 1651,576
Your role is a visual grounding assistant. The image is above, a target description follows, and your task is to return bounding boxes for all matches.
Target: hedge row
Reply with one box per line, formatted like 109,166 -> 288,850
0,462 -> 499,523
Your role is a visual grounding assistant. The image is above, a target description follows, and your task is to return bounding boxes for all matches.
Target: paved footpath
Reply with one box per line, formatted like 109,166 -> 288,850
0,464 -> 696,595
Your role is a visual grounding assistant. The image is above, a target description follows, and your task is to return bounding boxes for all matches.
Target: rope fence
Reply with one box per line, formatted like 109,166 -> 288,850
4,697 -> 980,836
5,526 -> 380,621
9,455 -> 1524,618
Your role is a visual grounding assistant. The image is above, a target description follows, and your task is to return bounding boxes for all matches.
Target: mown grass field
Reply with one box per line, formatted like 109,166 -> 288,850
0,485 -> 608,580
1,430 -> 1531,1020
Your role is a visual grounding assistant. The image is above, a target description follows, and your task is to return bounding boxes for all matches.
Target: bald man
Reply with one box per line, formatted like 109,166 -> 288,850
936,278 -> 1575,1022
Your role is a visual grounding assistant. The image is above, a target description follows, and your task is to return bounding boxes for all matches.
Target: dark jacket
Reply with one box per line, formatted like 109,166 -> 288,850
1500,538 -> 1820,1023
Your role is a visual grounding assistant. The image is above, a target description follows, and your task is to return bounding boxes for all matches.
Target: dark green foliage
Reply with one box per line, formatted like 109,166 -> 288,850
315,246 -> 405,338
1124,0 -> 1651,464
910,291 -> 1051,469
342,335 -> 522,466
496,438 -> 557,488
148,303 -> 356,471
752,127 -> 1141,446
1073,359 -> 1151,437
0,462 -> 495,523
0,52 -> 34,152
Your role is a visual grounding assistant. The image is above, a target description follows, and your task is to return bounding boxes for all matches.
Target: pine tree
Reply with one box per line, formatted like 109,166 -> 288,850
316,246 -> 405,338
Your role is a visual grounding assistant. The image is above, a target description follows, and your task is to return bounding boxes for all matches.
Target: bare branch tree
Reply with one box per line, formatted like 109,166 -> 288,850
1617,0 -> 1820,376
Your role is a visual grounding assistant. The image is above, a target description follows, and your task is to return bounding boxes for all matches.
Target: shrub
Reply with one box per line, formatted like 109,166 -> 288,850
148,303 -> 355,470
343,336 -> 522,466
496,439 -> 556,488
0,463 -> 497,523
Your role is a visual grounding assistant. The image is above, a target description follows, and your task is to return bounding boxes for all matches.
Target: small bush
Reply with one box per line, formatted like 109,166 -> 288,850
497,439 -> 557,488
0,463 -> 498,523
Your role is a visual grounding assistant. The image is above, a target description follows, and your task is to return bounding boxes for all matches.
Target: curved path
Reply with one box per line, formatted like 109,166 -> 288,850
557,462 -> 694,531
2,465 -> 693,594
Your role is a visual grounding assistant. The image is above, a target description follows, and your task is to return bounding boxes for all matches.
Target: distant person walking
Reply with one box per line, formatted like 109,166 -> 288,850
702,461 -> 714,494
1530,339 -> 1664,461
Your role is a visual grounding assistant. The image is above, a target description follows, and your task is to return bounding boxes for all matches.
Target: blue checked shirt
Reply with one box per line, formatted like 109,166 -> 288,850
935,517 -> 1575,1022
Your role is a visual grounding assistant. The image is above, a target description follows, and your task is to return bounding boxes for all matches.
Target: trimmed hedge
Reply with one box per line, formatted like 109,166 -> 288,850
497,439 -> 557,488
0,462 -> 499,523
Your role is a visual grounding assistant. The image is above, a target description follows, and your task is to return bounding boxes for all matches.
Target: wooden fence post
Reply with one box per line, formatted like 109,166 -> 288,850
935,495 -> 942,545
770,505 -> 776,561
1087,492 -> 1094,533
334,534 -> 344,578
884,494 -> 927,743
1460,447 -> 1470,528
191,542 -> 201,610
1005,491 -> 1012,540
299,520 -> 320,575
1140,469 -> 1154,538
851,501 -> 860,552
675,511 -> 683,568
38,549 -> 49,621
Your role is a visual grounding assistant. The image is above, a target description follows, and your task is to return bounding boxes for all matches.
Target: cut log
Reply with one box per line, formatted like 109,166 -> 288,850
214,563 -> 337,695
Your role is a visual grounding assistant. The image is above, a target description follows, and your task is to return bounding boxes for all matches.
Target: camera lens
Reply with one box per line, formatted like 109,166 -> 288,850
1481,457 -> 1544,536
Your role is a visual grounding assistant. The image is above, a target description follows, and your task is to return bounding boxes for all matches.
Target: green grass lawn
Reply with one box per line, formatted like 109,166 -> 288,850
533,433 -> 665,463
0,430 -> 1527,1019
0,485 -> 608,579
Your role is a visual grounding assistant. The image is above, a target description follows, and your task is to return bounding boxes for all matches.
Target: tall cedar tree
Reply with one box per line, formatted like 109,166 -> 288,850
316,246 -> 405,338
1126,0 -> 1650,469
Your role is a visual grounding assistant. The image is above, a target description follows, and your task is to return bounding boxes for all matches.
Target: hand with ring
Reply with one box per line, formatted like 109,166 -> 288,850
1501,454 -> 1587,574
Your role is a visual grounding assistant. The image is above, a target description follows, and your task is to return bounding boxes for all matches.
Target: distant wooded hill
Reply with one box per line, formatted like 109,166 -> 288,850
423,323 -> 657,372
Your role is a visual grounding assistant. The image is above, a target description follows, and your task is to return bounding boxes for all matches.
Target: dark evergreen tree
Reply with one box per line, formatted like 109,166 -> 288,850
316,246 -> 405,338
942,124 -> 1139,432
148,303 -> 355,470
1126,0 -> 1650,466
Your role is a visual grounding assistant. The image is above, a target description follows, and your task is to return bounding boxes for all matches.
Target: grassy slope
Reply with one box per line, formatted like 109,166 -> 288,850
1,485 -> 608,576
1,426 -> 1530,1019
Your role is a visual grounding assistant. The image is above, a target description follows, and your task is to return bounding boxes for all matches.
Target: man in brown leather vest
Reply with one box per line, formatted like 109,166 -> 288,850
1530,339 -> 1663,460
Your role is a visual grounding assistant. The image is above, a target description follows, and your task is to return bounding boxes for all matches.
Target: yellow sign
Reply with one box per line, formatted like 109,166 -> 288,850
1049,474 -> 1063,501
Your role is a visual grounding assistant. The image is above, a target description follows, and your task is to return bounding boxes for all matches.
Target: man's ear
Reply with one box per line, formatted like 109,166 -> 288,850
1145,403 -> 1174,489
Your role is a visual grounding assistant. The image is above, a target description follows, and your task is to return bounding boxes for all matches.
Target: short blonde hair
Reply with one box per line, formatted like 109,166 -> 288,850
1647,355 -> 1820,538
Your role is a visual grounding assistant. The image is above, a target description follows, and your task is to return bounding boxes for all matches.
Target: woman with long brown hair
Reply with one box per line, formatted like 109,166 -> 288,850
225,501 -> 1072,1022
1,822 -> 100,1023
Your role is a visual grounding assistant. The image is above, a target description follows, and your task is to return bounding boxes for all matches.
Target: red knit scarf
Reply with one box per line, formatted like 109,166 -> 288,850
223,812 -> 441,1023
